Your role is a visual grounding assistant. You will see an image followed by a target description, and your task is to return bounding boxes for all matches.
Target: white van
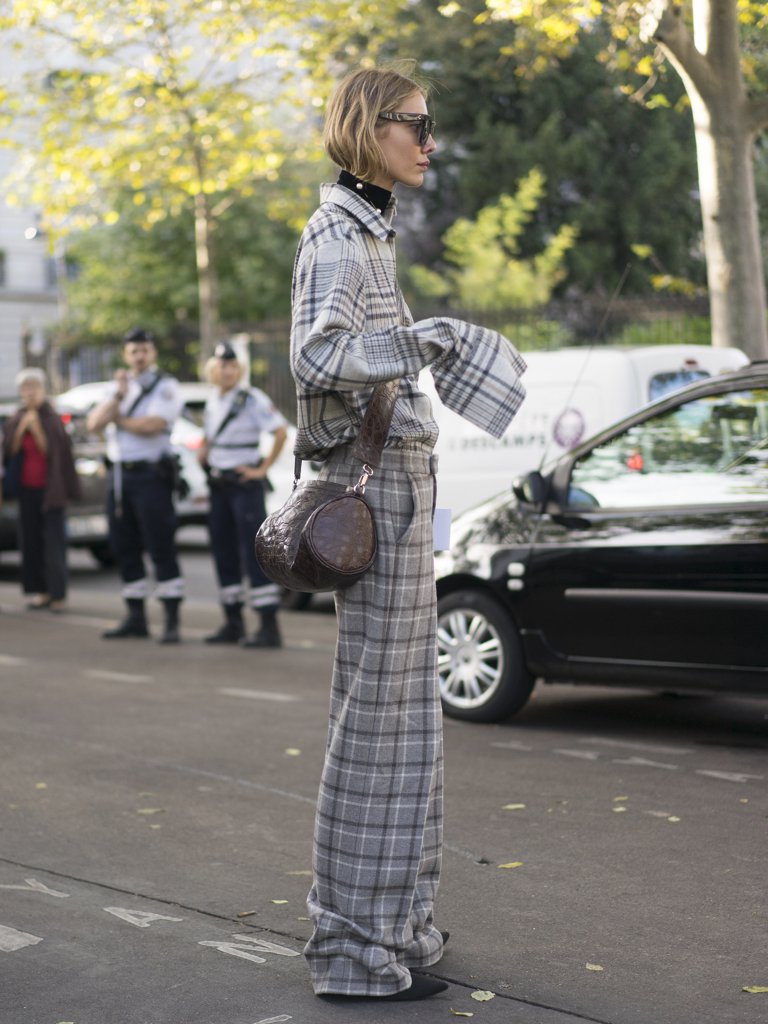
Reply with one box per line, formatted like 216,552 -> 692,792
421,344 -> 749,516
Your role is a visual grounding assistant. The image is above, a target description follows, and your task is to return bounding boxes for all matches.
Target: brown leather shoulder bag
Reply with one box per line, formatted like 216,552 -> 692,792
254,380 -> 398,592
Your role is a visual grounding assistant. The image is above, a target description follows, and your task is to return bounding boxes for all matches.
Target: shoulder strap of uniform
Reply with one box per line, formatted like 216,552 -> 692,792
125,372 -> 166,417
208,388 -> 250,444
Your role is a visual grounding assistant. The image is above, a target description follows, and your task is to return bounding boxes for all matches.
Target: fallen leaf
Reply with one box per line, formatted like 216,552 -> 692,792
613,796 -> 628,802
612,806 -> 627,813
284,748 -> 301,756
502,803 -> 526,810
586,963 -> 604,972
271,899 -> 289,905
667,816 -> 680,823
35,783 -> 47,790
498,862 -> 523,869
286,870 -> 313,876
449,1010 -> 474,1017
237,910 -> 257,918
297,916 -> 311,921
136,808 -> 164,815
739,799 -> 749,804
149,824 -> 162,830
742,986 -> 768,994
470,990 -> 495,1002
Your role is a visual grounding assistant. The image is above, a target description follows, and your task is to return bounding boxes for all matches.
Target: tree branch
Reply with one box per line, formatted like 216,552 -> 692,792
747,94 -> 768,135
639,1 -> 717,101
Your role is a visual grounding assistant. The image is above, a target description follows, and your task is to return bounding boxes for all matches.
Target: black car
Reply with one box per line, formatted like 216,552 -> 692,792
435,362 -> 768,722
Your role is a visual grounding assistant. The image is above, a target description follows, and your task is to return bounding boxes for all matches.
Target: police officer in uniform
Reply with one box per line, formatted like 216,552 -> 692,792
200,342 -> 287,647
87,328 -> 185,643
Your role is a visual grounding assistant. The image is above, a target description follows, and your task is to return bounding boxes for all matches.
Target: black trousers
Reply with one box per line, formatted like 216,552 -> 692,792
107,466 -> 182,600
17,487 -> 68,601
208,479 -> 279,611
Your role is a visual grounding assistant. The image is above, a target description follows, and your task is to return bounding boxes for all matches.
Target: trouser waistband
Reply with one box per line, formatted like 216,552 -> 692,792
323,444 -> 437,475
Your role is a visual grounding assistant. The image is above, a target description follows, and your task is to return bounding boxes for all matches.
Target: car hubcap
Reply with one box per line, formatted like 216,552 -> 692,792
437,607 -> 504,709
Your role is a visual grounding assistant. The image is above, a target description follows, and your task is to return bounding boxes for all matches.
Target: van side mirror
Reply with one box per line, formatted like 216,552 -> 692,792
512,470 -> 546,506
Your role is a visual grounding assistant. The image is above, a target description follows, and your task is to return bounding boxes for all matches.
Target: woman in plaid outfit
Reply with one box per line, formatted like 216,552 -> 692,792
291,64 -> 527,1002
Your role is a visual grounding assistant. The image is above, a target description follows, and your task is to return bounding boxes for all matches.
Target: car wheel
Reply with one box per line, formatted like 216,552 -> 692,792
437,590 -> 534,722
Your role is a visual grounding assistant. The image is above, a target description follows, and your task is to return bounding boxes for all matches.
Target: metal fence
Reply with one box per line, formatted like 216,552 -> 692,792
49,295 -> 713,422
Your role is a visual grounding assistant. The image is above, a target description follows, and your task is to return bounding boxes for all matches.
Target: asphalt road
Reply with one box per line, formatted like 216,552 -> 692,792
0,548 -> 767,1024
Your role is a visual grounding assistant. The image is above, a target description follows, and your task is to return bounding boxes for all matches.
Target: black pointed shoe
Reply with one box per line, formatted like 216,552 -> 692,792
318,973 -> 449,1002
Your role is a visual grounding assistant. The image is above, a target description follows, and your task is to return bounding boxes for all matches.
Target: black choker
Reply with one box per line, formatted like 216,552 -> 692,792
338,170 -> 392,214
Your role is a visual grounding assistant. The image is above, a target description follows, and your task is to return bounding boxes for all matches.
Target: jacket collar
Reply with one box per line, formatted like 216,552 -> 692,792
319,183 -> 397,241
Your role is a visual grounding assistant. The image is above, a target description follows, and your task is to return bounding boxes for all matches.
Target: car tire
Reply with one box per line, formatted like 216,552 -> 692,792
437,589 -> 534,722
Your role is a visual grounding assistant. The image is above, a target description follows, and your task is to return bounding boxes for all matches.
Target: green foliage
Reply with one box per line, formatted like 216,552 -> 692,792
607,316 -> 713,347
61,190 -> 300,344
410,169 -> 577,310
394,2 -> 704,294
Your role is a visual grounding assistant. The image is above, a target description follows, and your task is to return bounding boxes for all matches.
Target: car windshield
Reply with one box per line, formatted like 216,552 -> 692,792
568,387 -> 768,508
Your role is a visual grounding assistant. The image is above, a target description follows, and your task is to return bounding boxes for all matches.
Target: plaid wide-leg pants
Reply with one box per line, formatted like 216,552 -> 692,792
305,444 -> 445,996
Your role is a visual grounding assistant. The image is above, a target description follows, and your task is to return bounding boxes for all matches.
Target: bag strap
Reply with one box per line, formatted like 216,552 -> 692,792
125,372 -> 166,417
208,388 -> 250,445
293,379 -> 400,483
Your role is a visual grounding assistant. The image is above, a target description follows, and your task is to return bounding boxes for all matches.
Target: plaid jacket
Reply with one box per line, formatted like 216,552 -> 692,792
290,183 -> 527,460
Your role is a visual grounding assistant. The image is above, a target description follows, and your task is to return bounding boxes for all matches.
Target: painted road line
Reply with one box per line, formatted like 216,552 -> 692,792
695,769 -> 764,783
85,669 -> 154,684
0,924 -> 44,952
579,736 -> 694,755
218,688 -> 299,703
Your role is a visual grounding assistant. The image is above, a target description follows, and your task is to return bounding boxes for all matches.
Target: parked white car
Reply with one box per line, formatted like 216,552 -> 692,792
420,344 -> 749,517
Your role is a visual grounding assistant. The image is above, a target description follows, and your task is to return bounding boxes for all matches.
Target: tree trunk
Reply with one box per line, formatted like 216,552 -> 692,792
193,190 -> 221,362
689,92 -> 767,358
652,0 -> 768,361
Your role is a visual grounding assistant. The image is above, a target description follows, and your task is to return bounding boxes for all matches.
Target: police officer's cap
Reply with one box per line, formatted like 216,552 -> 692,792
123,326 -> 156,344
214,342 -> 238,361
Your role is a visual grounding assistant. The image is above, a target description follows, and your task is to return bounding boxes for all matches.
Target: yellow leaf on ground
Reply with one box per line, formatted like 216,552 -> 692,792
136,808 -> 164,815
742,986 -> 768,993
271,899 -> 289,904
237,910 -> 257,918
667,816 -> 681,823
470,990 -> 495,1001
498,862 -> 523,869
612,807 -> 627,813
286,869 -> 313,876
613,796 -> 628,802
284,748 -> 301,756
450,1010 -> 475,1016
586,963 -> 604,972
502,803 -> 526,810
35,783 -> 47,790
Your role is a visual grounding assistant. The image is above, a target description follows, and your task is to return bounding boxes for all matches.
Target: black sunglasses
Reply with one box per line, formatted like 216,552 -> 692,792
377,111 -> 436,147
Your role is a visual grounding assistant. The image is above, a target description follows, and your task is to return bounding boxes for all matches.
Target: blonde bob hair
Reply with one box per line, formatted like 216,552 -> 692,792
323,63 -> 429,183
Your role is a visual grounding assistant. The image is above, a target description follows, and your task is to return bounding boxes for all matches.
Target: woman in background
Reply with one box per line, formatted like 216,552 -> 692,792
2,368 -> 80,611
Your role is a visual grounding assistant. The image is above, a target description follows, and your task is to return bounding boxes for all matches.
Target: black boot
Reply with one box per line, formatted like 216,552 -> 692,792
241,609 -> 282,649
205,602 -> 244,644
102,599 -> 149,639
159,598 -> 181,645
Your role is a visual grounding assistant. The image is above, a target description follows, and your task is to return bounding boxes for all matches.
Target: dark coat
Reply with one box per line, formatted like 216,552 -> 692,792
2,401 -> 82,510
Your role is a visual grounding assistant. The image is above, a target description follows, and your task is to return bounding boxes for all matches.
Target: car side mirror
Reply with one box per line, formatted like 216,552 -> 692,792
512,470 -> 546,506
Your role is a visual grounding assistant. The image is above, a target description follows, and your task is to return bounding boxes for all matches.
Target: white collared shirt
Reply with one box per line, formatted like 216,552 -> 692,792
106,369 -> 183,463
204,386 -> 286,470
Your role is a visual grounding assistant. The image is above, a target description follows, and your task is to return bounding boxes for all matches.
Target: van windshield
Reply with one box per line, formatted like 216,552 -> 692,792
649,369 -> 709,402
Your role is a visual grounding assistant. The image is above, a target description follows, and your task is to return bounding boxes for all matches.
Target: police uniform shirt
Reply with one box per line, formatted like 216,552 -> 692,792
204,387 -> 287,471
106,370 -> 184,463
